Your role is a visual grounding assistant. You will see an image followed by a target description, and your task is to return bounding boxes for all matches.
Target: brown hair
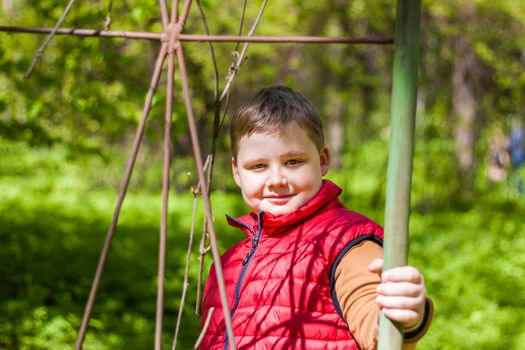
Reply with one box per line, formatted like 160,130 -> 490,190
230,86 -> 325,157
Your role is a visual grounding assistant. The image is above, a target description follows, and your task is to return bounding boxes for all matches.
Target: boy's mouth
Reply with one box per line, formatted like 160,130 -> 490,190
265,194 -> 294,205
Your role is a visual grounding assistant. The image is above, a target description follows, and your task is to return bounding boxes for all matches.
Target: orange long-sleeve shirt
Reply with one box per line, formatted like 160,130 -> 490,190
334,240 -> 433,350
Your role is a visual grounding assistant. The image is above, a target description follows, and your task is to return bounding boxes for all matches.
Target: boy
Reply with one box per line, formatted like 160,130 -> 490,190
201,86 -> 432,350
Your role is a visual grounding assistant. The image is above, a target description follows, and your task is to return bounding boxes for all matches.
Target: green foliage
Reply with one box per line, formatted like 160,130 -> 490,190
0,161 -> 244,349
409,197 -> 525,350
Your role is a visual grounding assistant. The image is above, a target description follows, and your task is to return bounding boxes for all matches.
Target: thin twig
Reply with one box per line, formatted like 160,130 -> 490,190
24,0 -> 77,79
178,2 -> 219,318
205,0 -> 267,191
204,0 -> 269,188
202,0 -> 268,197
194,0 -> 220,201
195,215 -> 210,315
75,43 -> 168,350
103,0 -> 114,31
191,0 -> 265,323
192,1 -> 267,319
234,0 -> 249,52
217,88 -> 232,138
195,154 -> 213,193
198,0 -> 223,242
171,182 -> 200,350
195,0 -> 219,100
177,44 -> 237,350
195,155 -> 213,315
193,307 -> 215,349
219,0 -> 268,102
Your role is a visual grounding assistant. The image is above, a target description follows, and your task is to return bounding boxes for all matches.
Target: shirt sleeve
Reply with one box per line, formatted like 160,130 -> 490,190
334,240 -> 382,350
334,240 -> 433,350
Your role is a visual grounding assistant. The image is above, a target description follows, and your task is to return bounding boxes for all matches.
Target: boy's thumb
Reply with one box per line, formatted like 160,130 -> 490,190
368,258 -> 383,274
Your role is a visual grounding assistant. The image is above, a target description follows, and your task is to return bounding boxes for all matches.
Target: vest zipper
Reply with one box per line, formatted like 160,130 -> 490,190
223,212 -> 263,350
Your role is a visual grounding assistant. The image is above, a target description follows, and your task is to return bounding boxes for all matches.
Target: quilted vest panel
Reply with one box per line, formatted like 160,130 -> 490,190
200,181 -> 383,350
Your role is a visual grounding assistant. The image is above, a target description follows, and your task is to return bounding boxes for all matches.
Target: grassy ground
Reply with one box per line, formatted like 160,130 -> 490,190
2,141 -> 525,349
0,174 -> 245,349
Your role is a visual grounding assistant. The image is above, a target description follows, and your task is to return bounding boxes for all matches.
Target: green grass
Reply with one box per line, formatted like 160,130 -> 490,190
2,140 -> 525,349
0,174 -> 245,349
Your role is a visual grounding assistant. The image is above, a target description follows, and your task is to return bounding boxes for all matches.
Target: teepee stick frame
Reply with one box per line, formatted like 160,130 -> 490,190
1,1 -> 422,349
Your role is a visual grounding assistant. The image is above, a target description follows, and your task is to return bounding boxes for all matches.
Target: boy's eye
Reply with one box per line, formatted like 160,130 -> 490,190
250,163 -> 266,170
286,159 -> 303,166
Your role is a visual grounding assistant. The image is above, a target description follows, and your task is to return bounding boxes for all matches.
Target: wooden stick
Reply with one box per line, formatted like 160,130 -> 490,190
155,45 -> 176,350
171,186 -> 199,350
219,0 -> 268,101
0,26 -> 394,44
24,0 -> 77,79
178,0 -> 193,29
176,44 -> 237,350
75,43 -> 168,350
193,307 -> 215,349
159,0 -> 170,28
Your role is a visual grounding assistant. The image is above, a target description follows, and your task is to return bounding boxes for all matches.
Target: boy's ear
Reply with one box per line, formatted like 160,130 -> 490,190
232,157 -> 241,187
320,147 -> 330,176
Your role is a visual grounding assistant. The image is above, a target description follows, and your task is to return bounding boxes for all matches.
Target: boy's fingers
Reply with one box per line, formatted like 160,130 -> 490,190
381,266 -> 422,284
382,308 -> 421,326
376,295 -> 425,310
368,258 -> 383,273
376,282 -> 425,297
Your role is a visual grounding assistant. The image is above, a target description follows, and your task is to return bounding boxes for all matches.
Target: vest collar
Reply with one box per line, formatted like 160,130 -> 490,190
226,179 -> 343,237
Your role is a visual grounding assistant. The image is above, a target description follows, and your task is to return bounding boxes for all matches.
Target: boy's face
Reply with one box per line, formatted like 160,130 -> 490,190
232,122 -> 330,216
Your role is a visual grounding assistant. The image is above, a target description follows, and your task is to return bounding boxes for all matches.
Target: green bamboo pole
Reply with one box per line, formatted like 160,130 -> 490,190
378,0 -> 422,349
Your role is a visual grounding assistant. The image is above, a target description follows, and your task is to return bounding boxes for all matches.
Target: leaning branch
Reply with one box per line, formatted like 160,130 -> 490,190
24,0 -> 77,79
75,43 -> 168,350
219,0 -> 268,102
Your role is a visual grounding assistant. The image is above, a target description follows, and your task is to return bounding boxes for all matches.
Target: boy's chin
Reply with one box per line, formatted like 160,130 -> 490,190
260,205 -> 298,216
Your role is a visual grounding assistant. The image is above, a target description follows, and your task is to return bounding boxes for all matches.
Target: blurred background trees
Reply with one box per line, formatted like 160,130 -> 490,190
1,0 -> 525,349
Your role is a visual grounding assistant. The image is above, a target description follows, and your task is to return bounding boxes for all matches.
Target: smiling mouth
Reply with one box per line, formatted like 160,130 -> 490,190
265,194 -> 294,204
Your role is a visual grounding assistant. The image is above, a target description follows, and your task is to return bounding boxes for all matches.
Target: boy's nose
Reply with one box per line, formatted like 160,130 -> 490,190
267,168 -> 288,187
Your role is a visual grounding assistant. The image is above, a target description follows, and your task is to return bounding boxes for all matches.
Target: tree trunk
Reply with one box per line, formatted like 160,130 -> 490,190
452,34 -> 478,191
2,0 -> 13,15
327,98 -> 344,170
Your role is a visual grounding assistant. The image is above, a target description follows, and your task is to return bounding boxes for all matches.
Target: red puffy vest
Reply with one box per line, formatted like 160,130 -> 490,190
201,180 -> 383,349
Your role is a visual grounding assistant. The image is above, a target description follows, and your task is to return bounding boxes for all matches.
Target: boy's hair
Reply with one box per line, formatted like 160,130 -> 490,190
230,86 -> 325,157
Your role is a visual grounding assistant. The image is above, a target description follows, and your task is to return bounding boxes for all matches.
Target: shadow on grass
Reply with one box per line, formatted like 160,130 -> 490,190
0,190 -> 243,349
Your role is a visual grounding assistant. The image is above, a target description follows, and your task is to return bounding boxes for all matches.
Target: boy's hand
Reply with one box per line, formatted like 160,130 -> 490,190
368,258 -> 426,329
